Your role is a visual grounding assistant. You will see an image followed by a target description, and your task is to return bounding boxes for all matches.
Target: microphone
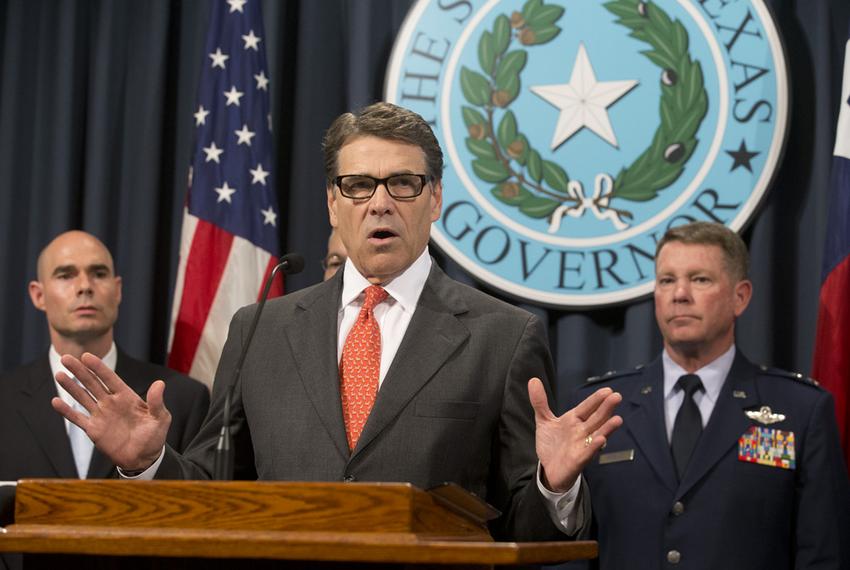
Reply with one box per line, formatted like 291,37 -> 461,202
214,253 -> 304,480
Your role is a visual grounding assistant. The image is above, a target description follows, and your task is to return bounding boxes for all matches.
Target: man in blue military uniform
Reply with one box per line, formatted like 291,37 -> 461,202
571,221 -> 850,569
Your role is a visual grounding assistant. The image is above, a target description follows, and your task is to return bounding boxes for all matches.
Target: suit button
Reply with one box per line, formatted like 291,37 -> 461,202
671,501 -> 685,516
667,550 -> 681,564
343,475 -> 356,482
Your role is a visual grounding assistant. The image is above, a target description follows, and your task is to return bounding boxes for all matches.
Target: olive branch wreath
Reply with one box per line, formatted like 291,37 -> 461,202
459,0 -> 708,230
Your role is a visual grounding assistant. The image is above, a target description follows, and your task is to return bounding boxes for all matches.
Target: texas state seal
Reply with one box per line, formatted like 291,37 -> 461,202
385,0 -> 789,308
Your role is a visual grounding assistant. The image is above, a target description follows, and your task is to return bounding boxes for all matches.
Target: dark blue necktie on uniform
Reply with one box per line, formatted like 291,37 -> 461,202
671,374 -> 704,480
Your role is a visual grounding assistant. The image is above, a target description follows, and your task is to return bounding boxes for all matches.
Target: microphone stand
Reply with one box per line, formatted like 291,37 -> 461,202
213,253 -> 304,480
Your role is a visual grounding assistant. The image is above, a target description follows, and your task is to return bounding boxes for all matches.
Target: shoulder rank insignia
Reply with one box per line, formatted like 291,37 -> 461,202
760,365 -> 820,386
586,366 -> 643,384
745,406 -> 786,425
738,425 -> 795,470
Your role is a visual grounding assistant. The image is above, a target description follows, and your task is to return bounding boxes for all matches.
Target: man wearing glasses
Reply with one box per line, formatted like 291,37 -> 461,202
52,103 -> 622,541
321,228 -> 347,281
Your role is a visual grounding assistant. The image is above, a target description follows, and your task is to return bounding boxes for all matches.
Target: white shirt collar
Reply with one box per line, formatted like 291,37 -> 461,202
340,247 -> 432,313
662,344 -> 735,405
50,342 -> 118,401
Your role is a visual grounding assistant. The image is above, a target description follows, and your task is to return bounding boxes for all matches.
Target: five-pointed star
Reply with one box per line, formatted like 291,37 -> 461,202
261,206 -> 277,226
209,48 -> 229,69
726,139 -> 760,172
194,105 -> 209,126
250,163 -> 270,185
530,43 -> 638,149
215,182 -> 237,203
254,70 -> 269,91
242,30 -> 261,50
227,0 -> 247,13
235,124 -> 256,146
202,142 -> 224,163
223,85 -> 244,106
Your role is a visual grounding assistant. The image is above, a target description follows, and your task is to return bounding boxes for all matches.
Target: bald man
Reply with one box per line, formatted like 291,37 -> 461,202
0,231 -> 209,482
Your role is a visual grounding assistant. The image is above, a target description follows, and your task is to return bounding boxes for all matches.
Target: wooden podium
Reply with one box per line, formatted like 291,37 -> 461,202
0,479 -> 596,569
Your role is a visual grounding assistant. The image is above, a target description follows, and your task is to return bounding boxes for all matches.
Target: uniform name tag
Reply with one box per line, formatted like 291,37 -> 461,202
599,449 -> 635,465
738,426 -> 796,470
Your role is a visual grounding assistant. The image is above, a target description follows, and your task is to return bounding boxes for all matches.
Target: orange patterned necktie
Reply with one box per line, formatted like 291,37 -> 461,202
340,285 -> 388,450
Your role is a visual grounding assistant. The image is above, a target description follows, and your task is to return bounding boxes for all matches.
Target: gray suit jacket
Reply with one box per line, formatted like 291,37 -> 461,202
159,262 -> 581,540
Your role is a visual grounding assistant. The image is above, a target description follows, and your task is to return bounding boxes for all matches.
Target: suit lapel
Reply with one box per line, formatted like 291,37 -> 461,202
677,351 -> 758,496
353,265 -> 470,457
286,274 -> 351,460
86,449 -> 116,478
623,357 -> 678,492
17,356 -> 79,478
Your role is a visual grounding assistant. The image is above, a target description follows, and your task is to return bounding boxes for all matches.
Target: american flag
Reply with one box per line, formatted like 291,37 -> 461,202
168,0 -> 282,388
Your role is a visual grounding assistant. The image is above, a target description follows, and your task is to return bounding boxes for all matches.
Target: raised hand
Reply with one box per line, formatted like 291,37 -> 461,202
528,378 -> 623,492
51,352 -> 171,472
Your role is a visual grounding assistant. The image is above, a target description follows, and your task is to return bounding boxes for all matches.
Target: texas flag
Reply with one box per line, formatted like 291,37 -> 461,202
812,26 -> 850,471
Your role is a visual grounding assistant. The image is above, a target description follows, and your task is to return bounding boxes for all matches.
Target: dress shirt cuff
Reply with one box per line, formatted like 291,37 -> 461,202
117,446 -> 165,480
536,462 -> 583,535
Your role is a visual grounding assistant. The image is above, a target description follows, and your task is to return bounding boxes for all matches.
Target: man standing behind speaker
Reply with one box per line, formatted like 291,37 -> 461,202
322,228 -> 348,282
570,222 -> 850,569
0,231 -> 209,482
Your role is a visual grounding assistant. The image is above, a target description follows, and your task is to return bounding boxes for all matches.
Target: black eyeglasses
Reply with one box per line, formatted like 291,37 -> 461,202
334,174 -> 431,200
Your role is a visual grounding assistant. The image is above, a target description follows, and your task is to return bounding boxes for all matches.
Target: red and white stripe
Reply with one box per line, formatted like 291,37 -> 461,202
167,209 -> 282,388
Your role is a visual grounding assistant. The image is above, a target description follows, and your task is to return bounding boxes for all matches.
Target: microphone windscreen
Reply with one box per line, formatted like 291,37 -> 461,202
280,253 -> 305,275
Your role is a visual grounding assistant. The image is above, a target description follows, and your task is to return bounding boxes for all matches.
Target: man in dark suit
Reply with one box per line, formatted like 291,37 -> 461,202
52,103 -> 623,541
0,230 -> 209,481
0,230 -> 209,570
570,222 -> 850,569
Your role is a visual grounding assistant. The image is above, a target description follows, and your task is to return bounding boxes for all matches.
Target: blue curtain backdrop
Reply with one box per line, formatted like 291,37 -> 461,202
0,0 -> 848,414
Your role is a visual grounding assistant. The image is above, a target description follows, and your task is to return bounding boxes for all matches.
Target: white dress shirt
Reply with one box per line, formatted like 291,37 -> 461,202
662,344 -> 736,441
50,342 -> 117,478
337,248 -> 431,385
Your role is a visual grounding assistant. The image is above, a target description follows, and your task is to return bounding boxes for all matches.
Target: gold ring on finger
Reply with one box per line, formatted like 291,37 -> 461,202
584,434 -> 593,447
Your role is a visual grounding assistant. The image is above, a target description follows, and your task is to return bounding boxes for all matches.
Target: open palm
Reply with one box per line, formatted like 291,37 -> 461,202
51,352 -> 171,472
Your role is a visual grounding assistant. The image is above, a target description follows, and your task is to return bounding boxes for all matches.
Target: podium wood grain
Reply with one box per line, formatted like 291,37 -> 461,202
0,480 -> 597,567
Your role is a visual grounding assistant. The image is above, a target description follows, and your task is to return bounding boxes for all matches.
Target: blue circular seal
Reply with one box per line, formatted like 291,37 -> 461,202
385,0 -> 789,308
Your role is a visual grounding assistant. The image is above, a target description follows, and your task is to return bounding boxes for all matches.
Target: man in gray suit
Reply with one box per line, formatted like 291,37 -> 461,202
52,103 -> 622,540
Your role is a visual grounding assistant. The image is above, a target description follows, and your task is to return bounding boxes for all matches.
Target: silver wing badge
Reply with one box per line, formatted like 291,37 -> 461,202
745,406 -> 786,425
